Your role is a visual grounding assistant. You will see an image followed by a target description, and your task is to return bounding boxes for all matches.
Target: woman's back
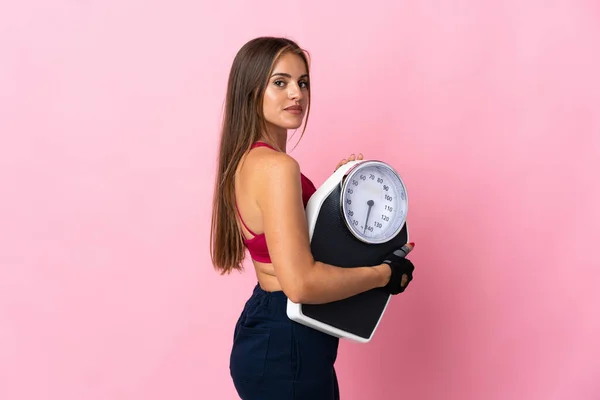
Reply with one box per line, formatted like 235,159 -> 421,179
234,141 -> 316,292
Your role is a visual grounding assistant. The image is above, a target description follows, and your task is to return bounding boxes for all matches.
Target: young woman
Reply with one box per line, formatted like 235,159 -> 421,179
210,36 -> 416,400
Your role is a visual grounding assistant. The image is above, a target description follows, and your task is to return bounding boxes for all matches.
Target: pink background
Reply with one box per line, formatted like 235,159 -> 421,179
1,1 -> 599,399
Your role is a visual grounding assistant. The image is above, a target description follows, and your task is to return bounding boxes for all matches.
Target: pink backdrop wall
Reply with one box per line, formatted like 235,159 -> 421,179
1,1 -> 599,399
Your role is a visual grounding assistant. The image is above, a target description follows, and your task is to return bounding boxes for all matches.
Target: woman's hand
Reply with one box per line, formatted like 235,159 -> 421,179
379,244 -> 415,294
334,153 -> 363,172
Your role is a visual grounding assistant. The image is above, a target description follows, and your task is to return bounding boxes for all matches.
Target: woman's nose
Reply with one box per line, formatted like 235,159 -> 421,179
288,83 -> 303,100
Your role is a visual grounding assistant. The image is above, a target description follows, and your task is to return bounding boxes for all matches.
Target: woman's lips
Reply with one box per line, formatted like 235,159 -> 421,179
284,105 -> 303,114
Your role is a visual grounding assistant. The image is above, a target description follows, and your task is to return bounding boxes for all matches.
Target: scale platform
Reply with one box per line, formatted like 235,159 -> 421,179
286,162 -> 409,343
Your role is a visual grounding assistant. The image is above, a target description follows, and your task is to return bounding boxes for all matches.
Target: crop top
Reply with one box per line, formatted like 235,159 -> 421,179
235,141 -> 317,263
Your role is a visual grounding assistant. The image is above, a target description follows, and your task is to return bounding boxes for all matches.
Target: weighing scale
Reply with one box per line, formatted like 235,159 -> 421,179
287,160 -> 410,343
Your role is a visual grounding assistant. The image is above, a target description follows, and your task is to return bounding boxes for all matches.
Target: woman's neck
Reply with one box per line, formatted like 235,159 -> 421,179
260,130 -> 288,153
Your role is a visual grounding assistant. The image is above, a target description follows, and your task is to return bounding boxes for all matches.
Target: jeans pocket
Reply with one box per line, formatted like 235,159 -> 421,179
230,326 -> 271,380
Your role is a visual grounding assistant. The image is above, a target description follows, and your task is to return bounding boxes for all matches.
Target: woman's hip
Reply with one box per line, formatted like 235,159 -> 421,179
229,284 -> 339,383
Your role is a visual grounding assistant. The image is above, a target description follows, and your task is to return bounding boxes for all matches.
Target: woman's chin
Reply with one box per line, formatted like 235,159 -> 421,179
266,116 -> 305,131
281,117 -> 305,130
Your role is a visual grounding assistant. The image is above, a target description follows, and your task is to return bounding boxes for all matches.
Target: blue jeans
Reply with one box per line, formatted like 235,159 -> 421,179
230,284 -> 340,399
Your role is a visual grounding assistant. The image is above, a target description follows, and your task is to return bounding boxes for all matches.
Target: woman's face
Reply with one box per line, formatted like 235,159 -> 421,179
262,52 -> 309,135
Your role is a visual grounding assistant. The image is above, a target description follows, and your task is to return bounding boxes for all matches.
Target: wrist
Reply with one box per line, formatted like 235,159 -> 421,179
374,263 -> 392,287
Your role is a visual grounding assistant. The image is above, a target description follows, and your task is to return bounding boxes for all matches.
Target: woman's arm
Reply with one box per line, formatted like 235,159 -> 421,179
256,152 -> 392,304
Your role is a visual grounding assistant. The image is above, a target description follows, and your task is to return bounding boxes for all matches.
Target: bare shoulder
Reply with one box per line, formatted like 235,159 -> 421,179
243,149 -> 303,214
245,147 -> 301,185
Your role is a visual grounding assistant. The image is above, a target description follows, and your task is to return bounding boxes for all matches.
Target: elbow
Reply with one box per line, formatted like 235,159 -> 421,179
283,275 -> 315,304
284,280 -> 308,304
277,260 -> 318,304
287,293 -> 303,304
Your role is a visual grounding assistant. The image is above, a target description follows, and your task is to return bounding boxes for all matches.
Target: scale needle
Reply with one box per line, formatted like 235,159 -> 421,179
364,200 -> 374,233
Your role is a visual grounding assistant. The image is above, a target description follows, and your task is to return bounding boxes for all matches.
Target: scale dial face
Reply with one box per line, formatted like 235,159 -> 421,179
340,161 -> 408,244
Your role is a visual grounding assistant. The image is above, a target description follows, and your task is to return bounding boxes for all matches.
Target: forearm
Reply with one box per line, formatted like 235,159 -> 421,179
294,261 -> 390,304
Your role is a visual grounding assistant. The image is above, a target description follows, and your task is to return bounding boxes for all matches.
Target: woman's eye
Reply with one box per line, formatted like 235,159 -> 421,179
299,81 -> 309,88
274,80 -> 285,87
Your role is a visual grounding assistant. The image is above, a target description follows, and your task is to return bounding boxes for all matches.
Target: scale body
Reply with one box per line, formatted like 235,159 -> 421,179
286,160 -> 409,343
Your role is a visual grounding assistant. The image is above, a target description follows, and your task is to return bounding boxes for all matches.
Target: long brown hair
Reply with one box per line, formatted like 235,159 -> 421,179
210,36 -> 311,274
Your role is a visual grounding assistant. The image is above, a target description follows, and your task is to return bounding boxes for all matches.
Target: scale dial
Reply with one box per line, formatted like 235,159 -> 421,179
340,161 -> 408,244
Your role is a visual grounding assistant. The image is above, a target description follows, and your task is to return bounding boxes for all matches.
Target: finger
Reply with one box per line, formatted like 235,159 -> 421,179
401,274 -> 408,287
357,153 -> 363,160
347,154 -> 356,161
334,159 -> 346,171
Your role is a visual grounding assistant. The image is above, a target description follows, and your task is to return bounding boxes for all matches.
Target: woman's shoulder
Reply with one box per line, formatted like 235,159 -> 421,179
246,146 -> 301,179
